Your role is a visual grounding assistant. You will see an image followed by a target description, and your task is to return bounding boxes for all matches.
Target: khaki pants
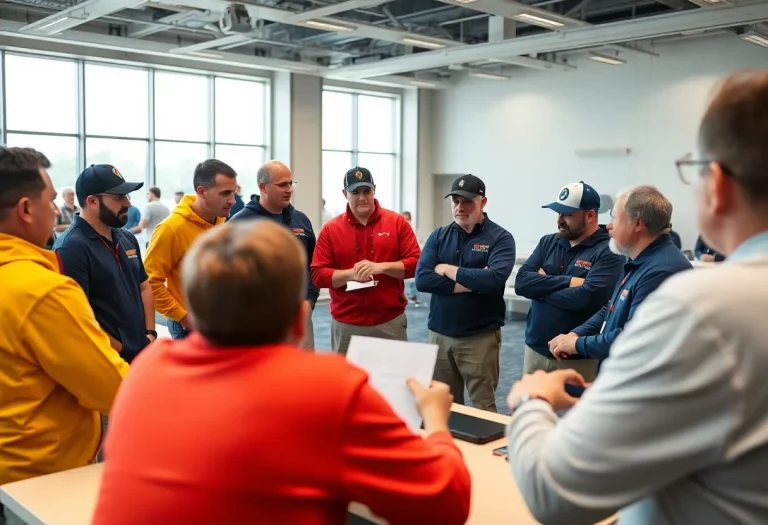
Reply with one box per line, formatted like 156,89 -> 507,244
332,313 -> 408,355
430,329 -> 501,413
522,346 -> 598,382
300,315 -> 315,351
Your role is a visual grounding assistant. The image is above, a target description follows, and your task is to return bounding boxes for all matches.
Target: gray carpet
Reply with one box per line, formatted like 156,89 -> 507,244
312,293 -> 526,414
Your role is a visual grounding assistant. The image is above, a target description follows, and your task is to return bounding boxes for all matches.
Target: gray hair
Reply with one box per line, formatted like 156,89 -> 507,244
620,185 -> 673,236
256,166 -> 271,186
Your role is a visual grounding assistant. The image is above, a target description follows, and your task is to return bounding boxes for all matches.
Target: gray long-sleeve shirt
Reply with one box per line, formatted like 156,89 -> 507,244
507,232 -> 768,525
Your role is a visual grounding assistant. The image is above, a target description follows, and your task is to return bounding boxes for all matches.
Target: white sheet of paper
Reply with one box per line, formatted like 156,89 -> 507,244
346,336 -> 438,433
346,279 -> 377,291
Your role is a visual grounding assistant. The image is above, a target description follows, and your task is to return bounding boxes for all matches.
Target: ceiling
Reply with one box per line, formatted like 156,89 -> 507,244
0,0 -> 767,88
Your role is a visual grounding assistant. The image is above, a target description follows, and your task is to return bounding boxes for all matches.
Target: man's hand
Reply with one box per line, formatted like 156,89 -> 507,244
179,314 -> 193,331
507,370 -> 589,412
434,263 -> 449,276
146,334 -> 157,344
548,332 -> 578,360
304,299 -> 315,311
700,254 -> 716,262
407,379 -> 453,433
353,259 -> 381,281
108,335 -> 123,353
537,268 -> 547,276
569,276 -> 585,287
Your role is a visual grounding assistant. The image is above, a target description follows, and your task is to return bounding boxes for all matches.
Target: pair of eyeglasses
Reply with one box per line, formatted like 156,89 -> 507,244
94,193 -> 131,202
270,181 -> 298,190
675,153 -> 734,185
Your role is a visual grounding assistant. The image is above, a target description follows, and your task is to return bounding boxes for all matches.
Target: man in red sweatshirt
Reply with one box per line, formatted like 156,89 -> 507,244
93,219 -> 471,525
311,167 -> 421,354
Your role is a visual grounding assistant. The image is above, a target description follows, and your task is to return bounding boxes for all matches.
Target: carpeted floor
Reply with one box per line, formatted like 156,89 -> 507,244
312,293 -> 527,414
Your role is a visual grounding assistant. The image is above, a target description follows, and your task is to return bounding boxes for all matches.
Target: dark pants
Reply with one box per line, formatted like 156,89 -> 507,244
167,319 -> 191,340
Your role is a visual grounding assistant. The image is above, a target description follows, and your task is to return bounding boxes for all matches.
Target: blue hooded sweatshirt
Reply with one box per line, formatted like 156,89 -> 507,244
515,227 -> 624,358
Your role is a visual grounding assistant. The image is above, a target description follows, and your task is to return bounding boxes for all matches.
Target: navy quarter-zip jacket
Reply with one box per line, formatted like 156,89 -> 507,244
515,227 -> 624,358
573,234 -> 693,360
415,215 -> 516,338
230,196 -> 320,305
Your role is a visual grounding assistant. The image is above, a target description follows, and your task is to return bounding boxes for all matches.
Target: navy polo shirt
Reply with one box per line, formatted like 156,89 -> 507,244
53,215 -> 149,363
573,234 -> 693,361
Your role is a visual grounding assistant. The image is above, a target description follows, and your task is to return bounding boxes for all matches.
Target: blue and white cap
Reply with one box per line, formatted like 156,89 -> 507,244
542,181 -> 601,214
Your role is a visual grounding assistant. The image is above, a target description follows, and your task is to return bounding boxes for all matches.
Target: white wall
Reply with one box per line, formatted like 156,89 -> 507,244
431,33 -> 768,254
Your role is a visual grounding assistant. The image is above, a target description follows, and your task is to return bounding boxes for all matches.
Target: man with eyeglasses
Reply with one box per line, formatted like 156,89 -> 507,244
504,70 -> 768,524
54,164 -> 156,363
230,160 -> 319,349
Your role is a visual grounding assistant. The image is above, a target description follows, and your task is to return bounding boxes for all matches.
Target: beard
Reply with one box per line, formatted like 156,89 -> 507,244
99,203 -> 129,228
557,219 -> 586,241
609,237 -> 630,257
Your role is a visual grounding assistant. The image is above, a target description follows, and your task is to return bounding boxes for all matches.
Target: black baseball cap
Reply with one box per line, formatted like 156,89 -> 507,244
75,164 -> 144,204
445,174 -> 486,199
344,167 -> 375,191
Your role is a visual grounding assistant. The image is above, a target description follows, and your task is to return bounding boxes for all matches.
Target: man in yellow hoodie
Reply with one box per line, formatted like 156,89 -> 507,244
0,147 -> 129,487
145,159 -> 238,339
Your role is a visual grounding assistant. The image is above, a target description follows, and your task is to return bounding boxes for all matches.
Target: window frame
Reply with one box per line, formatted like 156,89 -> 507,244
321,88 -> 401,211
0,49 -> 270,198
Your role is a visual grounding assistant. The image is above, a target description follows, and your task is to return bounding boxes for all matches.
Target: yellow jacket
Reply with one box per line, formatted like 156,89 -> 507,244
144,195 -> 226,322
0,234 -> 129,485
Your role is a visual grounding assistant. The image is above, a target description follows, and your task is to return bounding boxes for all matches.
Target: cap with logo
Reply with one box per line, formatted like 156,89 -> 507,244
344,167 -> 375,191
75,164 -> 144,204
445,174 -> 486,199
542,181 -> 601,214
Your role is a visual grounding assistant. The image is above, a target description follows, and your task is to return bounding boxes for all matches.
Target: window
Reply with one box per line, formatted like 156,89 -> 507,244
321,89 -> 399,214
5,54 -> 78,134
155,141 -> 209,210
215,77 -> 265,145
85,64 -> 149,138
6,133 -> 78,201
154,71 -> 209,142
86,138 -> 148,185
214,144 -> 264,201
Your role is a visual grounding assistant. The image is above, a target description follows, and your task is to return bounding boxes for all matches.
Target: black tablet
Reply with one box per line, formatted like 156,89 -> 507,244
448,412 -> 505,444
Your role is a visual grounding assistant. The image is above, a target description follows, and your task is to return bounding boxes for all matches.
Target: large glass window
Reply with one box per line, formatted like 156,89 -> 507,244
0,51 -> 269,211
321,89 -> 399,215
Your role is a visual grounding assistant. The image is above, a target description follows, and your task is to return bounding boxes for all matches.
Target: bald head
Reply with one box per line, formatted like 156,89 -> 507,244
257,160 -> 291,186
182,220 -> 306,347
257,160 -> 295,213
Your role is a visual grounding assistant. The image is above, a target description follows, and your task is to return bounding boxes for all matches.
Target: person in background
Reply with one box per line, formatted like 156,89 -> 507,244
227,185 -> 245,220
401,211 -> 420,306
124,204 -> 141,232
695,234 -> 725,261
174,191 -> 184,205
666,224 -> 682,250
416,175 -> 516,413
145,160 -> 237,340
505,68 -> 768,525
54,187 -> 79,233
322,198 -> 333,227
133,187 -> 170,247
548,185 -> 692,370
311,167 -> 421,354
44,189 -> 61,250
53,165 -> 155,364
514,181 -> 624,382
230,161 -> 319,349
0,147 -> 128,488
93,220 -> 471,525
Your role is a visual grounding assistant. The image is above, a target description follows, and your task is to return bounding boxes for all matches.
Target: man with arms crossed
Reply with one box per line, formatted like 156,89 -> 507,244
505,69 -> 768,525
145,159 -> 237,339
311,167 -> 421,354
230,160 -> 319,349
549,185 -> 692,366
515,181 -> 623,382
0,148 -> 128,491
416,175 -> 515,413
94,220 -> 471,525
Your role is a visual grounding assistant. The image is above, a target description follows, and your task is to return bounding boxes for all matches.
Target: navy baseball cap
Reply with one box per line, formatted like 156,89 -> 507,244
445,174 -> 486,199
542,181 -> 601,214
75,164 -> 144,204
344,167 -> 375,191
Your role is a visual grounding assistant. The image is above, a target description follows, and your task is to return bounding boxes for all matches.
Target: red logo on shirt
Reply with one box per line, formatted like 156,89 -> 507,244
292,228 -> 305,237
472,244 -> 489,252
575,260 -> 592,269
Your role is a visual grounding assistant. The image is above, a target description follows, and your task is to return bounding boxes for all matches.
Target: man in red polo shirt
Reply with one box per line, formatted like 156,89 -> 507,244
93,220 -> 471,525
312,167 -> 421,354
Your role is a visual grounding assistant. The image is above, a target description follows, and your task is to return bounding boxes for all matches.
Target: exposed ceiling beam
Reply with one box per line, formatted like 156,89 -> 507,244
128,9 -> 206,38
19,0 -> 146,35
435,0 -> 588,29
146,0 -> 462,50
488,56 -> 576,71
287,0 -> 395,24
170,33 -> 251,53
324,2 -> 768,79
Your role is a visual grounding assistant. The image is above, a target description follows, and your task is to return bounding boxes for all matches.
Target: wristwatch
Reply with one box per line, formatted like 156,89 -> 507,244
509,393 -> 549,415
145,329 -> 158,338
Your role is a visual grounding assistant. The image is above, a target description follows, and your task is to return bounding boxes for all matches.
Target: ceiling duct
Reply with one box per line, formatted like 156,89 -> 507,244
219,3 -> 251,33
